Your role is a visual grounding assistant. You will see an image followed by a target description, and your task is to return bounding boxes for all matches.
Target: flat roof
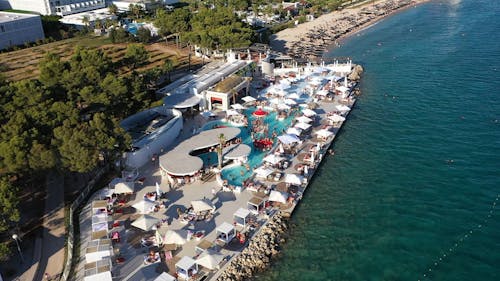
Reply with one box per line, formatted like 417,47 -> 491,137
223,143 -> 251,159
160,127 -> 240,175
0,12 -> 39,23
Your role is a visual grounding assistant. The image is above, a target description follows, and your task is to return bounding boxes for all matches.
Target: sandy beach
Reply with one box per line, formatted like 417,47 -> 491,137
270,0 -> 431,57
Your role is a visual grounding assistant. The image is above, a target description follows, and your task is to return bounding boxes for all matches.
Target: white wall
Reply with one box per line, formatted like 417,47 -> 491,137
7,0 -> 51,15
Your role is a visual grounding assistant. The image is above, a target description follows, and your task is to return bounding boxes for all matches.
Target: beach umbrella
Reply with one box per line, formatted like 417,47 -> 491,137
196,250 -> 225,270
287,93 -> 300,100
131,215 -> 159,231
284,98 -> 297,105
284,173 -> 303,185
269,190 -> 288,204
278,103 -> 291,110
302,108 -> 317,117
316,90 -> 328,96
336,85 -> 349,93
132,199 -> 156,214
286,127 -> 302,136
269,98 -> 281,104
242,96 -> 256,103
113,181 -> 134,194
263,154 -> 285,165
296,116 -> 313,123
253,108 -> 268,117
294,122 -> 311,130
191,199 -> 215,213
335,104 -> 351,112
163,229 -> 189,245
328,114 -> 346,122
315,129 -> 334,138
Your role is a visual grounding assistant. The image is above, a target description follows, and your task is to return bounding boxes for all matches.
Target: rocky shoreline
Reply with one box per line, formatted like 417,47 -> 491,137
271,0 -> 430,58
216,212 -> 289,281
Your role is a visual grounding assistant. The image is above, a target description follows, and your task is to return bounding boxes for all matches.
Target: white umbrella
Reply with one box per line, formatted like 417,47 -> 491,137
296,116 -> 313,123
287,93 -> 300,100
284,98 -> 297,105
335,104 -> 351,112
316,90 -> 328,96
242,96 -> 256,103
284,174 -> 303,185
328,114 -> 346,122
302,108 -> 317,117
255,166 -> 274,179
131,215 -> 159,231
278,103 -> 291,110
336,85 -> 349,93
163,229 -> 189,245
263,154 -> 284,165
269,190 -> 288,204
196,250 -> 225,270
132,200 -> 156,214
277,134 -> 300,145
191,199 -> 215,213
231,103 -> 245,110
315,129 -> 334,138
156,182 -> 161,196
294,122 -> 311,130
286,127 -> 302,136
113,181 -> 134,194
155,229 -> 164,246
269,98 -> 281,104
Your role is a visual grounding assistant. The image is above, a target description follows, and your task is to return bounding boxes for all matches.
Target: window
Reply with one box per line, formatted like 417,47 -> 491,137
0,25 -> 4,32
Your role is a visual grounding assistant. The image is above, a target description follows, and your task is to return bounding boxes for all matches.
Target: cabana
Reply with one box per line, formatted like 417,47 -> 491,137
296,116 -> 313,123
92,200 -> 108,215
241,96 -> 256,103
154,272 -> 177,281
176,256 -> 198,280
85,239 -> 112,263
216,222 -> 236,244
132,199 -> 157,214
328,114 -> 346,123
131,214 -> 159,231
196,250 -> 225,270
294,122 -> 312,130
226,109 -> 241,116
255,166 -> 274,179
230,103 -> 246,110
248,196 -> 267,214
285,174 -> 304,186
277,134 -> 301,145
284,98 -> 297,105
335,104 -> 351,112
315,129 -> 334,139
277,103 -> 291,111
302,108 -> 317,117
163,229 -> 189,245
287,92 -> 300,100
286,127 -> 302,137
233,208 -> 250,227
190,199 -> 215,214
84,270 -> 112,281
91,215 -> 108,234
269,190 -> 288,204
263,154 -> 285,165
113,181 -> 135,194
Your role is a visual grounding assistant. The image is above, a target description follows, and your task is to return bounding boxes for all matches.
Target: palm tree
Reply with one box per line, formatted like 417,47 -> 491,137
217,133 -> 226,170
82,15 -> 90,28
108,3 -> 118,15
162,58 -> 174,81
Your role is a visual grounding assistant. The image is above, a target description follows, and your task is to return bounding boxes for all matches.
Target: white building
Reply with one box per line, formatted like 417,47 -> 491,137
6,0 -> 105,16
0,11 -> 45,50
111,0 -> 179,13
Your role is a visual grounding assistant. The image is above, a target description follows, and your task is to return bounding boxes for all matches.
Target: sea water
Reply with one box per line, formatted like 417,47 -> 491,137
260,0 -> 500,280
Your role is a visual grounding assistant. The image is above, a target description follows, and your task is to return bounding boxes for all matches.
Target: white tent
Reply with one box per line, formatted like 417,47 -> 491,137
242,96 -> 256,103
263,154 -> 284,165
234,207 -> 250,226
287,93 -> 300,100
163,229 -> 189,245
296,116 -> 313,123
154,272 -> 177,281
302,108 -> 317,117
196,250 -> 225,270
113,181 -> 134,194
191,199 -> 215,213
284,174 -> 303,185
255,166 -> 274,179
84,271 -> 112,281
316,90 -> 329,96
286,127 -> 302,136
336,85 -> 349,93
328,114 -> 346,122
176,256 -> 198,280
269,98 -> 281,104
226,109 -> 241,116
269,190 -> 288,204
277,103 -> 291,111
335,104 -> 351,112
231,103 -> 245,110
284,98 -> 297,105
315,129 -> 334,138
294,122 -> 311,130
131,215 -> 159,231
216,222 -> 235,243
132,200 -> 156,214
277,134 -> 300,145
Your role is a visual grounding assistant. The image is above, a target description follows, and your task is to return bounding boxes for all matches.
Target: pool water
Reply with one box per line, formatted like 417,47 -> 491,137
127,23 -> 144,35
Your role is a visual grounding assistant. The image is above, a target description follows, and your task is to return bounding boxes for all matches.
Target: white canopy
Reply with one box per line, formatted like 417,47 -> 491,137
113,181 -> 134,194
285,173 -> 303,185
226,109 -> 242,116
269,190 -> 288,204
315,129 -> 334,138
231,103 -> 245,110
296,116 -> 313,123
316,90 -> 329,96
328,114 -> 346,122
85,247 -> 112,263
154,272 -> 177,281
286,127 -> 302,136
277,134 -> 300,145
176,256 -> 197,271
216,222 -> 235,235
242,96 -> 256,102
84,271 -> 112,281
302,108 -> 317,117
335,104 -> 351,112
234,207 -> 250,220
196,250 -> 225,270
294,122 -> 311,130
284,98 -> 297,105
163,229 -> 189,245
191,199 -> 215,213
263,154 -> 285,165
132,200 -> 156,214
287,92 -> 300,100
269,98 -> 281,104
277,103 -> 291,110
336,85 -> 349,93
255,166 -> 274,179
131,214 -> 159,231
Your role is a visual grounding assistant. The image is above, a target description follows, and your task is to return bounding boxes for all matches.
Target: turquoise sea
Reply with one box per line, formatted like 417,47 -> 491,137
260,0 -> 500,280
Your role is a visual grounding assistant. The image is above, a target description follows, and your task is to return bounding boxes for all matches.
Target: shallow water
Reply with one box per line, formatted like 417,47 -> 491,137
260,0 -> 500,280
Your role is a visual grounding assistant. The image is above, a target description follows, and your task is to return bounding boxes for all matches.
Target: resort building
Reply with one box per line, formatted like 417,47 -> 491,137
5,0 -> 105,15
0,11 -> 45,50
111,0 -> 179,13
120,106 -> 183,169
59,8 -> 116,27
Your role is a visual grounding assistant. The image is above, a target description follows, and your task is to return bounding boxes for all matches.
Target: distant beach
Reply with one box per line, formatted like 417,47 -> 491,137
270,0 -> 432,57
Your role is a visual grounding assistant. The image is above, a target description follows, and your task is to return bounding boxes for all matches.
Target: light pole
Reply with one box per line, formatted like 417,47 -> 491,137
12,234 -> 24,264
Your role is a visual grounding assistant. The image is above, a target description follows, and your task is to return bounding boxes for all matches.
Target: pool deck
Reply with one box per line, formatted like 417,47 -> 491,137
76,65 -> 359,281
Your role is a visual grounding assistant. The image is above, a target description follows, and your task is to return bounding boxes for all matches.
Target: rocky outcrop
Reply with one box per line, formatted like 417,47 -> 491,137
216,212 -> 289,281
349,64 -> 364,81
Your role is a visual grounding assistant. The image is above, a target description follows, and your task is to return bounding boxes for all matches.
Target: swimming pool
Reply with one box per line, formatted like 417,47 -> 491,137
127,23 -> 144,35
